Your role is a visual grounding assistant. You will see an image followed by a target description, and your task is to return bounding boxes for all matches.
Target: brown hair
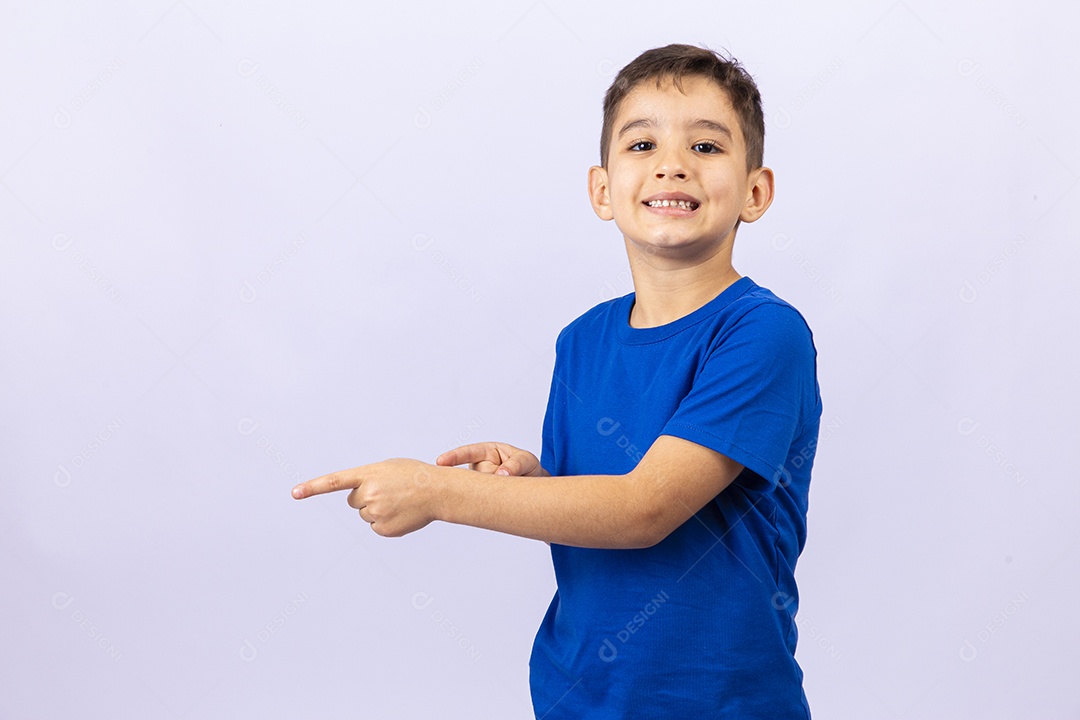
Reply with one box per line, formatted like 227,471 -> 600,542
600,44 -> 765,173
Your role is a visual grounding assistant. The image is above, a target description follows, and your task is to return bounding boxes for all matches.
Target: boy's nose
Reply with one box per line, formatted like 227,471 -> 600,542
655,167 -> 687,180
653,148 -> 688,180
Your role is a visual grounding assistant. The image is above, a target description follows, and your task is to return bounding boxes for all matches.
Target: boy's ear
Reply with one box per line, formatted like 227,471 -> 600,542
739,166 -> 775,223
588,165 -> 614,221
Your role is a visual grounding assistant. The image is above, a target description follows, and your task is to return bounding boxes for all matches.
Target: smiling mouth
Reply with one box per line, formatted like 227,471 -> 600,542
644,199 -> 699,210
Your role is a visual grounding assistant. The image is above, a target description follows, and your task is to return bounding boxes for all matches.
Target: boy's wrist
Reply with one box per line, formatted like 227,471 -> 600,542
432,464 -> 531,528
431,464 -> 466,525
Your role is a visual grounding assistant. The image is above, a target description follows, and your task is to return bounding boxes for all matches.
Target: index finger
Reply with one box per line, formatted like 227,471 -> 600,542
292,469 -> 361,499
435,443 -> 494,467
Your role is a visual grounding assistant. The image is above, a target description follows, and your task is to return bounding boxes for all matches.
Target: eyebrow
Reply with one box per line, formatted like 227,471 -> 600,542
617,117 -> 734,140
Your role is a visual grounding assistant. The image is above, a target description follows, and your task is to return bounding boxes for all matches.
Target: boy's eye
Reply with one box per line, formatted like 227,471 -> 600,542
693,141 -> 722,154
628,141 -> 655,152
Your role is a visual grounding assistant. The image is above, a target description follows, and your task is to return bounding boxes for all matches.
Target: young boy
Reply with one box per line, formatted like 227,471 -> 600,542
293,44 -> 822,718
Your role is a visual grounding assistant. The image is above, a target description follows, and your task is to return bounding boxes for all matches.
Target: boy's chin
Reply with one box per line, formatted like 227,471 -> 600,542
621,231 -> 736,260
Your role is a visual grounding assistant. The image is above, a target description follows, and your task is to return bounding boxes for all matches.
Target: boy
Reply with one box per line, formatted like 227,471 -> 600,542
293,44 -> 822,718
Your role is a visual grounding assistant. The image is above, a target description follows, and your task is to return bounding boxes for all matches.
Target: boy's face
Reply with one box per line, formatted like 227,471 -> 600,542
589,74 -> 772,259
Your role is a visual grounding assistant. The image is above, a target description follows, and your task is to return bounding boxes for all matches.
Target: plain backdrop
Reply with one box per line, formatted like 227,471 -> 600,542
3,1 -> 1078,718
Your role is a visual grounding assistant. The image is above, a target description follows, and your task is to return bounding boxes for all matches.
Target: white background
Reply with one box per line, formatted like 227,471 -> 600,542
3,1 -> 1077,718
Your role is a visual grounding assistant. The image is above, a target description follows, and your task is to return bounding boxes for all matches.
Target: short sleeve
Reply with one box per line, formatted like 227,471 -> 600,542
539,329 -> 565,477
660,303 -> 818,492
540,372 -> 557,477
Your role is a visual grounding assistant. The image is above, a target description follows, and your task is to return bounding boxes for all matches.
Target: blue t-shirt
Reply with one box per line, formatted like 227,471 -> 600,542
529,276 -> 822,719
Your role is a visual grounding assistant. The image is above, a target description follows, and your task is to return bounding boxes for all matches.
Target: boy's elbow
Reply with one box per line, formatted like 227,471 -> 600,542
622,469 -> 683,548
598,508 -> 663,550
630,506 -> 671,549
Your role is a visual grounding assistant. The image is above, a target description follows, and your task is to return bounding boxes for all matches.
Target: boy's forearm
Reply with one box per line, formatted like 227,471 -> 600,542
434,465 -> 655,549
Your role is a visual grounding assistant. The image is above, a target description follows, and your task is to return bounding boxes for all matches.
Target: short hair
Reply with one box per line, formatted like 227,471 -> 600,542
600,44 -> 765,174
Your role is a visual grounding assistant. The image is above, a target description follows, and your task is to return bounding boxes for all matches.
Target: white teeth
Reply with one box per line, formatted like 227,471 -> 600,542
647,199 -> 696,209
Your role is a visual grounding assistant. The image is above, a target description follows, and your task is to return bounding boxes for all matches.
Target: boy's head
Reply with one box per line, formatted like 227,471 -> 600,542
589,44 -> 774,249
599,44 -> 765,174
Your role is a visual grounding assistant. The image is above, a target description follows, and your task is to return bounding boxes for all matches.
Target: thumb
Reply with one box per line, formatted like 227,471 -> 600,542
494,457 -> 519,476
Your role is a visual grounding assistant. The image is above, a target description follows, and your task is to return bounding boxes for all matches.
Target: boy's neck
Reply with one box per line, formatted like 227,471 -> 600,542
625,241 -> 742,329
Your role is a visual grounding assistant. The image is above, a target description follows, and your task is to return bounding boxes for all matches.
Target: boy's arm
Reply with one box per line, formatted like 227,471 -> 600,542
291,436 -> 743,549
436,435 -> 743,549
